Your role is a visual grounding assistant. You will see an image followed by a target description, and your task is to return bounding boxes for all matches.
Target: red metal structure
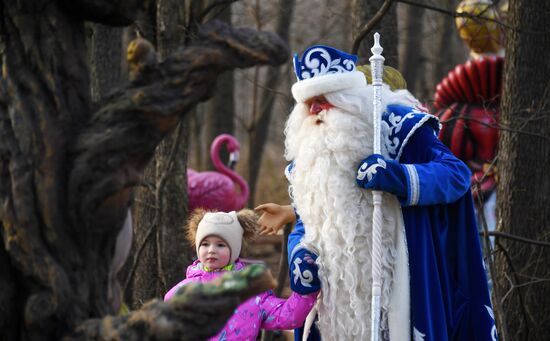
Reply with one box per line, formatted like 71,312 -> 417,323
434,56 -> 503,200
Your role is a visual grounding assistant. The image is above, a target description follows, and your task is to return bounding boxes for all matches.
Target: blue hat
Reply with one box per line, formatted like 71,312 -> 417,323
291,45 -> 367,103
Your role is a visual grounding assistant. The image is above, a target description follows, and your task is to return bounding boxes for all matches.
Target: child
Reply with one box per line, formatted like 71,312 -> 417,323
164,208 -> 319,341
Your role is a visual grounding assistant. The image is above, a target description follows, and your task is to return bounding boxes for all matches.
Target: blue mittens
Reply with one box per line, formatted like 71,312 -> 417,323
356,154 -> 408,198
289,247 -> 321,295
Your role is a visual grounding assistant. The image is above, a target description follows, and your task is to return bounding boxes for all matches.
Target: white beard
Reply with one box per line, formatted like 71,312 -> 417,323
285,90 -> 408,340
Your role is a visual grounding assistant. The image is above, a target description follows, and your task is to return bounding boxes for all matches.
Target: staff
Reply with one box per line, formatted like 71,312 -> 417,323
369,32 -> 384,341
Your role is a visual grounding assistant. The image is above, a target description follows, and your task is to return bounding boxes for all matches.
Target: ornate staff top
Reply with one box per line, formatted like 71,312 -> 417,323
369,32 -> 385,155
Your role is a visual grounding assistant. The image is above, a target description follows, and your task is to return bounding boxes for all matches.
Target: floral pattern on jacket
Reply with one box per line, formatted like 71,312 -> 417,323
164,259 -> 319,341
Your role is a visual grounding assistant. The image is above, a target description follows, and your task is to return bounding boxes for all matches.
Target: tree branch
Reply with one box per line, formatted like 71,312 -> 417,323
475,184 -> 508,340
122,121 -> 185,295
495,240 -> 528,338
198,0 -> 240,23
351,0 -> 394,55
68,20 -> 288,232
396,0 -> 548,34
65,264 -> 277,340
481,231 -> 550,248
440,114 -> 550,141
236,68 -> 292,100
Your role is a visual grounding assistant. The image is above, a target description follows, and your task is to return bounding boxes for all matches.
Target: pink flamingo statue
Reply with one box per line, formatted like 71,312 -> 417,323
187,134 -> 249,212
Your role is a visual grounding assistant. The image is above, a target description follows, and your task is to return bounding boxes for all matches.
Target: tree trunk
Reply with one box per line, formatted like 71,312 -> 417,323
122,0 -> 161,308
201,3 -> 235,171
0,0 -> 288,338
88,24 -> 124,103
494,1 -> 550,340
351,0 -> 398,67
426,0 -> 464,96
154,0 -> 193,303
0,237 -> 17,340
397,2 -> 423,94
123,0 -> 194,310
247,0 -> 295,208
417,0 -> 468,102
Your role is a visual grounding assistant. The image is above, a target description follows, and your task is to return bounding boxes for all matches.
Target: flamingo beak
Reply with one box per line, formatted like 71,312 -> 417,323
228,151 -> 239,170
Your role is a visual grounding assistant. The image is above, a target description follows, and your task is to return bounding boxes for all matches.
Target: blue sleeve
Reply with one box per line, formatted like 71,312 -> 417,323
288,216 -> 305,261
286,214 -> 320,294
399,125 -> 471,206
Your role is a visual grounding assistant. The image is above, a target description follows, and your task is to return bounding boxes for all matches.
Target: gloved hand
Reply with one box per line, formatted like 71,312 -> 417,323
356,154 -> 407,197
289,248 -> 320,295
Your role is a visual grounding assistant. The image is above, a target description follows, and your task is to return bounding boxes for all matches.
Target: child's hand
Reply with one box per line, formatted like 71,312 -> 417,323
255,203 -> 296,235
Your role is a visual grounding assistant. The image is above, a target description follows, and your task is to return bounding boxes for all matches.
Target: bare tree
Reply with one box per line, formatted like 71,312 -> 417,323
397,2 -> 423,93
424,0 -> 466,100
351,0 -> 398,66
88,24 -> 125,102
123,0 -> 193,310
0,0 -> 287,338
201,2 -> 236,170
494,0 -> 550,340
246,0 -> 295,207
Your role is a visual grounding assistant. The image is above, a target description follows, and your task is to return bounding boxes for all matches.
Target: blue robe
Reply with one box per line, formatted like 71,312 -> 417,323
287,104 -> 497,340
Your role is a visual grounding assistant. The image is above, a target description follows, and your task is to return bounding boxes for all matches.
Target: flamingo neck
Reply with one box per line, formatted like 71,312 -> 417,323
211,136 -> 250,208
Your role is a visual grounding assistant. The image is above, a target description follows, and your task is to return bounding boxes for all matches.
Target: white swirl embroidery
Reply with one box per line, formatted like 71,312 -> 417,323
300,47 -> 355,79
485,305 -> 498,341
382,109 -> 419,158
357,157 -> 387,182
285,163 -> 296,204
413,327 -> 425,341
293,257 -> 313,288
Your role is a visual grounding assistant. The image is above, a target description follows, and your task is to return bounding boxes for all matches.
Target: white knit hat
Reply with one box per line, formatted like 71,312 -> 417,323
291,45 -> 367,103
195,211 -> 243,264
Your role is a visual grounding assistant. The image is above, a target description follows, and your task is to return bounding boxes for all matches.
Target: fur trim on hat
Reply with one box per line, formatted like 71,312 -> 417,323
291,71 -> 367,103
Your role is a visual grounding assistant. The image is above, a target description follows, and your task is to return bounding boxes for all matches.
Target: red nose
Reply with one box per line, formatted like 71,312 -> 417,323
309,100 -> 334,115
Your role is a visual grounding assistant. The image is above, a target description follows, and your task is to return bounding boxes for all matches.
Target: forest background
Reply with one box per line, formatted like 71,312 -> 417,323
88,1 -> 550,340
0,0 -> 548,340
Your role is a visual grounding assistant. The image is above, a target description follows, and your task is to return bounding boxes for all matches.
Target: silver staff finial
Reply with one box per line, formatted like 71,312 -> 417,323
369,32 -> 385,85
370,32 -> 384,59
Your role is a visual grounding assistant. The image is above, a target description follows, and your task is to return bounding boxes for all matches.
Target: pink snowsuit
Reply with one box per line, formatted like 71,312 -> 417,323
164,259 -> 318,341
